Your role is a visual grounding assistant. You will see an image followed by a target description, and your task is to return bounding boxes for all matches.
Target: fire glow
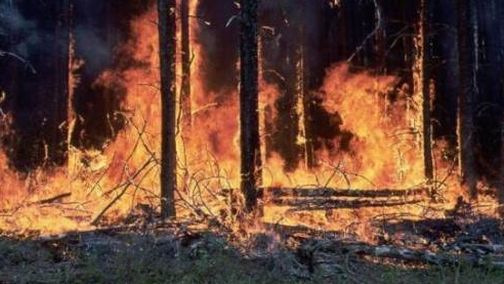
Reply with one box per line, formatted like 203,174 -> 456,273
0,1 -> 500,241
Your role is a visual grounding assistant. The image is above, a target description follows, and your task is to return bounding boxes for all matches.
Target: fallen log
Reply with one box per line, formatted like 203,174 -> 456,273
264,187 -> 428,199
271,198 -> 423,210
262,223 -> 344,238
456,244 -> 504,255
301,239 -> 504,269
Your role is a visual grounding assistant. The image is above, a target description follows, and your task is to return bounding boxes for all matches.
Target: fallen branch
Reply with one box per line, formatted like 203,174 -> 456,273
0,50 -> 37,74
91,158 -> 154,226
34,192 -> 72,205
346,0 -> 383,63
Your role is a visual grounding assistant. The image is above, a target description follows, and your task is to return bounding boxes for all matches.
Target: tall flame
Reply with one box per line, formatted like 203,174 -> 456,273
0,2 -> 500,239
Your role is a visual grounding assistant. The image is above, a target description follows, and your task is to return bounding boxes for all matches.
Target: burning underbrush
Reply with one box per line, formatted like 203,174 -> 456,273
1,3 -> 504,280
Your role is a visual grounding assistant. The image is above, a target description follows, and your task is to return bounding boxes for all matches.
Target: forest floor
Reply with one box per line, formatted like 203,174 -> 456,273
1,217 -> 504,284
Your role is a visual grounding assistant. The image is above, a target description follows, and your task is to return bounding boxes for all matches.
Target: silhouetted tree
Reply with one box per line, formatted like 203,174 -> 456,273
420,0 -> 434,182
158,0 -> 177,218
180,0 -> 192,140
457,0 -> 478,198
240,0 -> 261,212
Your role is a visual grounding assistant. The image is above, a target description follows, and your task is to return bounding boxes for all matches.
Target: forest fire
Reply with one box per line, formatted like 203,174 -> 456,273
1,1 -> 504,281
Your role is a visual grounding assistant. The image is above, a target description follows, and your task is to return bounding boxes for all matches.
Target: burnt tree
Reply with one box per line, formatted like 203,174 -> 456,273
457,0 -> 478,198
240,0 -> 261,212
180,0 -> 192,140
158,0 -> 177,218
1,0 -> 72,170
420,0 -> 434,182
431,0 -> 459,148
295,0 -> 316,169
54,0 -> 72,166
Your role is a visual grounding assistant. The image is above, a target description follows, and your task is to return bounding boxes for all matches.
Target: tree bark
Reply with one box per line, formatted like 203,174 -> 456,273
457,0 -> 479,198
158,0 -> 177,218
296,0 -> 315,169
421,0 -> 434,182
240,0 -> 261,212
180,0 -> 192,140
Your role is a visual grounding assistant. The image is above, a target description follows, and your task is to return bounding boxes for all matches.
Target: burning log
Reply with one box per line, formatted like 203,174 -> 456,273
270,198 -> 423,211
261,187 -> 427,210
263,187 -> 428,199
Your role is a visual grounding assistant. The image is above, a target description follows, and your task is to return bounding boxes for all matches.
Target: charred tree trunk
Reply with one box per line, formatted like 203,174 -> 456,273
431,0 -> 459,148
421,0 -> 434,182
498,1 -> 504,212
297,0 -> 315,169
476,0 -> 504,209
57,0 -> 72,166
180,0 -> 192,140
457,0 -> 479,198
158,0 -> 177,218
240,0 -> 261,212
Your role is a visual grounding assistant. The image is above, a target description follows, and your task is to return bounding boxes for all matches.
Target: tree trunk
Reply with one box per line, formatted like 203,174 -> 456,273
240,0 -> 261,212
32,0 -> 72,168
180,0 -> 192,140
296,0 -> 315,169
457,0 -> 478,198
158,0 -> 177,218
421,0 -> 434,182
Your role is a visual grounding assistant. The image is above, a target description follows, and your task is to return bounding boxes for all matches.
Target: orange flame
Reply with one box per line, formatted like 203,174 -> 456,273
0,3 -> 500,239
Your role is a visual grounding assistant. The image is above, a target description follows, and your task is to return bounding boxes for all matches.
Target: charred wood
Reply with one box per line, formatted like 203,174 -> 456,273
240,0 -> 261,212
158,0 -> 178,218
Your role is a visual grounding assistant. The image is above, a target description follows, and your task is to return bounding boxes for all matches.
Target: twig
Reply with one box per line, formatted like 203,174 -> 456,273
346,0 -> 383,63
35,192 -> 72,205
0,50 -> 37,74
91,158 -> 154,226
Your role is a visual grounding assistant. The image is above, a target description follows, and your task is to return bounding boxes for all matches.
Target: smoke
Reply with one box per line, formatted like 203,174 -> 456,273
0,1 -> 38,56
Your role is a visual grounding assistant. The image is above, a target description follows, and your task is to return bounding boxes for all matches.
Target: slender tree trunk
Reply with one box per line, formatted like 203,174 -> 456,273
48,0 -> 72,167
65,0 -> 76,171
488,0 -> 504,212
421,0 -> 434,182
158,0 -> 177,218
180,0 -> 192,140
296,1 -> 315,169
457,0 -> 478,199
240,0 -> 260,212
